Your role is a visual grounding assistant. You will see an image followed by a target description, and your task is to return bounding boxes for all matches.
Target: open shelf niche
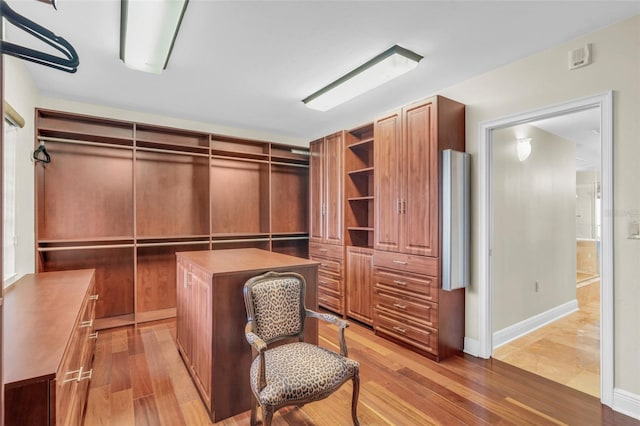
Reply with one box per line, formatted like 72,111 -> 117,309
345,123 -> 375,248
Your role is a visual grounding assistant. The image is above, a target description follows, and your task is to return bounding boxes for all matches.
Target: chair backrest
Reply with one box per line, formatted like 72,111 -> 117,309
243,271 -> 307,344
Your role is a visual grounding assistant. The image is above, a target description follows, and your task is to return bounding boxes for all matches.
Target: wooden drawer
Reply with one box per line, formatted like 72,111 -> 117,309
374,309 -> 438,356
318,287 -> 343,313
374,267 -> 438,303
311,257 -> 342,275
318,273 -> 342,294
374,287 -> 438,329
309,242 -> 344,260
373,250 -> 438,276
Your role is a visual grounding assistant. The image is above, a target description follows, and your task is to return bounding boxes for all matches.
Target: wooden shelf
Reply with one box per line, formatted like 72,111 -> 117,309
38,236 -> 134,244
348,166 -> 374,176
94,313 -> 135,330
348,138 -> 374,150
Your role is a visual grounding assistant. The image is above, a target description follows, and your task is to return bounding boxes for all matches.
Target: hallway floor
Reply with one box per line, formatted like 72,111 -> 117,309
493,279 -> 600,397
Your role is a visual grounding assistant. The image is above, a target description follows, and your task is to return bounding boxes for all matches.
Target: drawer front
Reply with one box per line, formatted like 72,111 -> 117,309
310,256 -> 342,276
374,310 -> 438,356
309,242 -> 344,260
374,267 -> 438,303
374,250 -> 438,276
318,273 -> 342,294
318,287 -> 343,313
374,288 -> 438,328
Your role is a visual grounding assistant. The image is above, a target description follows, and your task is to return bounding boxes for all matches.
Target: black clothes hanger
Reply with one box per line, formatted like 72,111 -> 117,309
33,140 -> 51,164
0,0 -> 79,73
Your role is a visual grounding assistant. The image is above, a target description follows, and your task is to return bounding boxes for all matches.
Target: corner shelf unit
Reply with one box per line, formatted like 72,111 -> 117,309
345,123 -> 375,249
35,109 -> 309,329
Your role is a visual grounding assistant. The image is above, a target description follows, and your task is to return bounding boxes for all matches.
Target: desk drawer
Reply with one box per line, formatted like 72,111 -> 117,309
318,287 -> 343,314
318,273 -> 342,294
374,310 -> 438,356
374,288 -> 438,328
309,242 -> 344,260
374,267 -> 438,303
373,250 -> 438,276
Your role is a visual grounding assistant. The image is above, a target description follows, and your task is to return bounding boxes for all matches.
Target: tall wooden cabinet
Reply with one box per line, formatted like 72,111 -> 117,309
34,109 -> 309,330
309,132 -> 345,315
310,95 -> 466,361
373,95 -> 465,361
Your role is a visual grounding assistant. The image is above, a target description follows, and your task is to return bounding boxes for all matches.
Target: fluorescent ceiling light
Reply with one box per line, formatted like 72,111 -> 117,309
303,45 -> 423,112
120,0 -> 189,74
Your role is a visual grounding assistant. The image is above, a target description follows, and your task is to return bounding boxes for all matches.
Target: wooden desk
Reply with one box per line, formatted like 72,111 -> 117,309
175,248 -> 319,422
4,270 -> 97,426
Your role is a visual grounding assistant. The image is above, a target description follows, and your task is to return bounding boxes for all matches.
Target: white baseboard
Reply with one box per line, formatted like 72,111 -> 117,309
463,337 -> 480,357
614,388 -> 640,420
493,299 -> 578,349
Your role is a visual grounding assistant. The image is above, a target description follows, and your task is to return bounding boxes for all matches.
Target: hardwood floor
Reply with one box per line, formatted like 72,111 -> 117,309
85,316 -> 637,425
493,279 -> 600,398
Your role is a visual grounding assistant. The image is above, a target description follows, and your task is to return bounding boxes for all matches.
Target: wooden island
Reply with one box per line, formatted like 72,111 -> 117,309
175,248 -> 319,422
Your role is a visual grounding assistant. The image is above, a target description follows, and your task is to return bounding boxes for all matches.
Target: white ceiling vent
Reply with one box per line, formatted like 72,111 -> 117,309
568,44 -> 592,70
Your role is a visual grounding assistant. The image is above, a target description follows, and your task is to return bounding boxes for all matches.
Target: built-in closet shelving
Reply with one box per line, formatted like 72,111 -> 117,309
345,123 -> 375,249
35,109 -> 309,329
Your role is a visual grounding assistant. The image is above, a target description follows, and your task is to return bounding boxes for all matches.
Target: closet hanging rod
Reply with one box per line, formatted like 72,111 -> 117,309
211,238 -> 270,244
136,240 -> 210,248
37,136 -> 133,150
136,146 -> 210,158
271,236 -> 309,241
210,154 -> 269,165
270,161 -> 309,169
38,243 -> 134,252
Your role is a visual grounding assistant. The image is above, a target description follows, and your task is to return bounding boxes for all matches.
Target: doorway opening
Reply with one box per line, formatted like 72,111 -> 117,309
490,108 -> 601,397
476,92 -> 613,406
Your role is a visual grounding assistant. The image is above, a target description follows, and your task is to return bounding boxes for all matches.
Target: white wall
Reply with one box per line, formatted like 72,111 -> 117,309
435,15 -> 639,396
491,124 -> 576,331
4,57 -> 39,281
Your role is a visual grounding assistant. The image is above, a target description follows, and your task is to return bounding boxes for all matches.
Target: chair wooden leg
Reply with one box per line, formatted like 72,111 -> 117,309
263,406 -> 274,426
351,370 -> 360,426
250,395 -> 258,426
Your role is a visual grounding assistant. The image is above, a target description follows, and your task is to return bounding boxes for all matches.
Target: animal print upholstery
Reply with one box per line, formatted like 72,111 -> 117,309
250,277 -> 303,342
250,342 -> 360,406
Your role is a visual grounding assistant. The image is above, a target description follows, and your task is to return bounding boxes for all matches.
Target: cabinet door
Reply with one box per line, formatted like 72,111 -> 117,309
309,139 -> 325,243
346,247 -> 374,324
324,132 -> 344,245
176,259 -> 191,358
374,111 -> 402,252
190,266 -> 213,404
402,100 -> 438,257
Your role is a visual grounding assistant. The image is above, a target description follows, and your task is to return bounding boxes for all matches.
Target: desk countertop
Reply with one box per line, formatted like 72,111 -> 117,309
175,248 -> 319,275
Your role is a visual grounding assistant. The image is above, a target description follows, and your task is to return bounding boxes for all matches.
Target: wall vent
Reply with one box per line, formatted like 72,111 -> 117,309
568,44 -> 592,70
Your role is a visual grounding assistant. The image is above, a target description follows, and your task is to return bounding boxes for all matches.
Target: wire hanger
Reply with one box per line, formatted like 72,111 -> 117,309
33,140 -> 51,164
0,0 -> 79,73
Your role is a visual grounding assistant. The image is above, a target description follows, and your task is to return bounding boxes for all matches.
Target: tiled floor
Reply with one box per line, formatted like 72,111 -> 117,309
493,279 -> 600,397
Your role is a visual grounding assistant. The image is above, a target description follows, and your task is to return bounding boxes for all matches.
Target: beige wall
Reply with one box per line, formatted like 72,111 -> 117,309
436,15 -> 639,394
576,170 -> 599,240
4,57 -> 39,281
491,124 -> 576,331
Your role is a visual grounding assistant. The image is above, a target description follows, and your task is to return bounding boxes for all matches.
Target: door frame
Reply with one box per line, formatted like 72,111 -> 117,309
476,91 -> 613,406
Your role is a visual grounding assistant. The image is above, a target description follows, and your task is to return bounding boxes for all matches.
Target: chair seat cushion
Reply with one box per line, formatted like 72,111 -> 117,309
250,342 -> 359,406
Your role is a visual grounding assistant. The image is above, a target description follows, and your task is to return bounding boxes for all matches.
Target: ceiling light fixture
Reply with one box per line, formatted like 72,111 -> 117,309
120,0 -> 189,74
302,45 -> 423,112
517,137 -> 532,162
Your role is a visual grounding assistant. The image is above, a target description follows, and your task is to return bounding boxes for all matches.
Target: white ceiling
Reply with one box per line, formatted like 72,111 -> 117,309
5,1 -> 640,142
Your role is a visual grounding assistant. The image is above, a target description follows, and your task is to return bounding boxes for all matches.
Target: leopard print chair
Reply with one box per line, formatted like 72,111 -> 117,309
243,271 -> 360,426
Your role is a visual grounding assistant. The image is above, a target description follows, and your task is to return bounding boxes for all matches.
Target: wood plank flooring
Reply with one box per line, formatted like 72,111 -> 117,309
493,280 -> 600,397
85,317 -> 638,425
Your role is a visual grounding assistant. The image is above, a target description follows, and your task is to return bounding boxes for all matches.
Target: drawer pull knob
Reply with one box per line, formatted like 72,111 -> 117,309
89,294 -> 99,301
79,368 -> 93,381
319,281 -> 328,285
393,280 -> 407,286
319,297 -> 328,302
80,319 -> 93,328
393,303 -> 407,310
392,260 -> 408,265
320,263 -> 327,267
63,369 -> 81,383
392,326 -> 407,334
319,248 -> 328,252
89,331 -> 99,340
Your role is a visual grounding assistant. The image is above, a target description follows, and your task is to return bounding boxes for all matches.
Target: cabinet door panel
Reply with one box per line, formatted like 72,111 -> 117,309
374,112 -> 402,252
346,247 -> 373,324
403,101 -> 438,257
324,133 -> 344,245
309,140 -> 324,242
